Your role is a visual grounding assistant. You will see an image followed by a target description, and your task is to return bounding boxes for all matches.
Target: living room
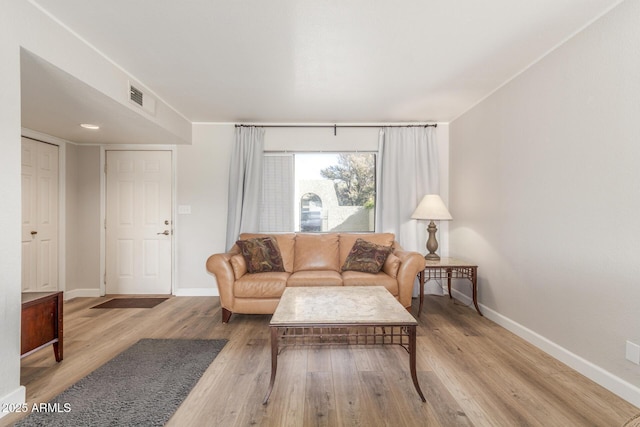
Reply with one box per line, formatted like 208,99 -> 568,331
2,0 -> 640,425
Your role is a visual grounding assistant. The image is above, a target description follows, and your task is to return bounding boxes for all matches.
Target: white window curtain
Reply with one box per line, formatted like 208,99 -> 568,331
225,126 -> 265,250
376,126 -> 439,254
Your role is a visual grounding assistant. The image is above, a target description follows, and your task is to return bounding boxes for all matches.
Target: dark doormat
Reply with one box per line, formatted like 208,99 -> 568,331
91,297 -> 168,309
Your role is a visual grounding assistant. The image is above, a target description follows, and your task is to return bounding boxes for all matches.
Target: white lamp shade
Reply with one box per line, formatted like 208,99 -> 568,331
411,194 -> 452,221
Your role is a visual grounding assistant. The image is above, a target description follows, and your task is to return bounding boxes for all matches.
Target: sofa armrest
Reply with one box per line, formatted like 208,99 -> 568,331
393,250 -> 426,309
206,251 -> 238,311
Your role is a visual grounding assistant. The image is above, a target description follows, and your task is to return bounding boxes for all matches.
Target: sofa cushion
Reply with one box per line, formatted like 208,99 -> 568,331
339,233 -> 395,267
287,270 -> 343,287
341,238 -> 392,274
239,233 -> 296,272
341,271 -> 399,296
293,233 -> 340,272
234,272 -> 289,298
382,253 -> 401,279
236,236 -> 285,274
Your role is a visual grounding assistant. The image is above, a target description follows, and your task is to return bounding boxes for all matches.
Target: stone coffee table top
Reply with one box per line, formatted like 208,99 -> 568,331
270,286 -> 417,326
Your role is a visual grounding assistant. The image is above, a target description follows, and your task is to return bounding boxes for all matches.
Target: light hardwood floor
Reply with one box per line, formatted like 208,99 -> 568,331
3,294 -> 638,426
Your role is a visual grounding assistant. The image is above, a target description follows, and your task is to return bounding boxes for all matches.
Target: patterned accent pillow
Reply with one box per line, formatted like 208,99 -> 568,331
341,238 -> 393,274
235,237 -> 285,274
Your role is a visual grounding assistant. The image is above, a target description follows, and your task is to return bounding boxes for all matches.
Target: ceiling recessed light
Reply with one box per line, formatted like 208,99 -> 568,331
80,123 -> 100,130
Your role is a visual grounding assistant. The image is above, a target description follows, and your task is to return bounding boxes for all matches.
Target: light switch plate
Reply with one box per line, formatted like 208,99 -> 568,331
178,205 -> 192,215
626,341 -> 640,365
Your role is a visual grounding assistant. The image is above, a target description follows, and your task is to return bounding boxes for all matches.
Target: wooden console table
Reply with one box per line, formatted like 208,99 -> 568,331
418,258 -> 481,316
21,291 -> 63,362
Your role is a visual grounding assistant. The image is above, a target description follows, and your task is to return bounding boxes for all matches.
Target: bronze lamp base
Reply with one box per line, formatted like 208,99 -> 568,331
424,220 -> 440,260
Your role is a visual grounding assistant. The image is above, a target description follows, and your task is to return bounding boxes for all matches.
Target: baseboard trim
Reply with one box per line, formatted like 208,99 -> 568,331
173,288 -> 219,297
64,289 -> 101,300
448,288 -> 640,407
0,386 -> 26,419
64,288 -> 219,298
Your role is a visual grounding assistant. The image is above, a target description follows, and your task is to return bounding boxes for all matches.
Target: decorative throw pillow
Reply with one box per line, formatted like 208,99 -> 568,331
235,236 -> 285,274
341,238 -> 393,274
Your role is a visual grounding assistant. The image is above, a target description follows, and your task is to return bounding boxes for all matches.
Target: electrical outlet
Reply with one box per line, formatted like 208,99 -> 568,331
626,341 -> 640,365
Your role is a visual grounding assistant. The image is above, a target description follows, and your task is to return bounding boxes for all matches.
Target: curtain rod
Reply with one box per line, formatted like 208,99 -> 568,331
235,124 -> 437,129
235,123 -> 436,136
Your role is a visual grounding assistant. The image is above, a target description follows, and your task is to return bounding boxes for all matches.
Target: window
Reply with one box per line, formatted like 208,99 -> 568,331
261,152 -> 376,233
300,193 -> 323,231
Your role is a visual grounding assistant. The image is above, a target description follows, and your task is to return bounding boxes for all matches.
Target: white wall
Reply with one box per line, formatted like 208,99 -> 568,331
65,144 -> 101,295
450,0 -> 640,405
264,126 -> 380,151
0,1 -> 26,413
175,124 -> 450,294
75,146 -> 102,293
65,143 -> 79,292
175,124 -> 235,295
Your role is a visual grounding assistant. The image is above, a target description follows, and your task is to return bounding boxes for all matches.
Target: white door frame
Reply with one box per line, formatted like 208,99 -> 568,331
100,145 -> 177,296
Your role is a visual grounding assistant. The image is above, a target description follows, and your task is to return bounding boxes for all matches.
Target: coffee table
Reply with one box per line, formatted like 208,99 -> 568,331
263,286 -> 425,404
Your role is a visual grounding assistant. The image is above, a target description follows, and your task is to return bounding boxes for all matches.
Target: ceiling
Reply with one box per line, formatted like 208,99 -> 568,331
22,0 -> 622,144
21,50 -> 188,145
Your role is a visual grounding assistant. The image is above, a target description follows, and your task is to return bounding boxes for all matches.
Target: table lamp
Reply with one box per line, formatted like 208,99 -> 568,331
411,194 -> 452,260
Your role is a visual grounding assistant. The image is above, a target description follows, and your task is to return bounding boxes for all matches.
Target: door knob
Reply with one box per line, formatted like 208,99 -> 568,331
157,230 -> 170,236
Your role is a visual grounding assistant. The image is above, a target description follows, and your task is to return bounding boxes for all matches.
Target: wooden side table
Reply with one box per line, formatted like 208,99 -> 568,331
21,291 -> 63,362
417,258 -> 481,316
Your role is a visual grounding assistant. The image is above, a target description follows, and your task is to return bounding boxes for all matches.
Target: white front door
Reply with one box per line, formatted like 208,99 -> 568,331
21,138 -> 59,292
106,150 -> 172,294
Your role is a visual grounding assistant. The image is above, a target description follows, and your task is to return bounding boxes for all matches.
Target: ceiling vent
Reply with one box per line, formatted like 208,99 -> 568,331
128,82 -> 156,115
130,85 -> 143,106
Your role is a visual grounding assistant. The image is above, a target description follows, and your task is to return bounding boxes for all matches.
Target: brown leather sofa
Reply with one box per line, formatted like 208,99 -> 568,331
206,232 -> 425,322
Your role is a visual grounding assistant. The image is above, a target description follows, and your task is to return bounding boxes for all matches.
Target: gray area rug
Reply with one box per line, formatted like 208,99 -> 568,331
16,339 -> 227,427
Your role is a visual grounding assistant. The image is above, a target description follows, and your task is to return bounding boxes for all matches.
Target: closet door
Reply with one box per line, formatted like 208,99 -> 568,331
21,138 -> 59,292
